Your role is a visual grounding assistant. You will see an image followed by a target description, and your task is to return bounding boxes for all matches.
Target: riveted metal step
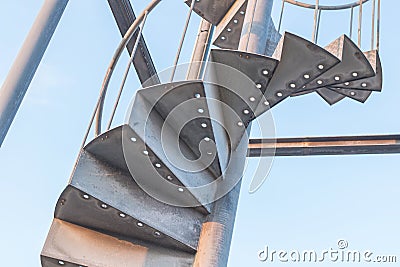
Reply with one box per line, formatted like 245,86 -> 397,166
85,126 -> 212,212
328,87 -> 373,103
185,0 -> 236,25
41,219 -> 194,267
300,35 -> 375,91
132,81 -> 222,181
267,32 -> 340,107
206,49 -> 278,148
331,50 -> 382,91
55,185 -> 200,253
316,88 -> 346,105
213,0 -> 247,50
293,86 -> 373,105
60,146 -> 206,251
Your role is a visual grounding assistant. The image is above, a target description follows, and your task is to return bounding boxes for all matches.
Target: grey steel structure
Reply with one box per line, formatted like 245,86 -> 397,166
0,0 -> 390,266
0,0 -> 68,147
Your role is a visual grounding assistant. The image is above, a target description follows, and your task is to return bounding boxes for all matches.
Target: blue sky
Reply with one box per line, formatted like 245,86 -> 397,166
0,0 -> 399,266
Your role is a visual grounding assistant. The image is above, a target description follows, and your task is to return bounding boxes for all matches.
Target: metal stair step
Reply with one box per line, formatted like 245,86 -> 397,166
213,0 -> 247,50
132,81 -> 222,181
331,50 -> 382,91
185,0 -> 236,25
55,185 -> 200,253
85,126 -> 213,212
206,48 -> 278,148
300,35 -> 375,91
328,87 -> 373,103
57,146 -> 206,251
315,88 -> 346,105
41,219 -> 195,267
267,32 -> 341,107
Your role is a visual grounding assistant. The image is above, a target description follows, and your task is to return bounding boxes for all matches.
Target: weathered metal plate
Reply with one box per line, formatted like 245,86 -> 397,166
213,0 -> 247,50
41,219 -> 194,267
134,81 -> 222,180
316,88 -> 345,105
55,185 -> 199,252
331,50 -> 382,91
185,0 -> 236,25
268,32 -> 340,107
66,148 -> 206,250
206,49 -> 278,149
85,126 -> 211,212
300,35 -> 375,91
329,87 -> 373,103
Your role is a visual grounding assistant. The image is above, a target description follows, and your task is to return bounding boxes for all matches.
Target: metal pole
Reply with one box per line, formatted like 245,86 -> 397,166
358,0 -> 363,47
186,19 -> 213,80
312,0 -> 319,43
0,0 -> 69,147
350,7 -> 354,39
170,0 -> 196,82
277,0 -> 285,33
239,0 -> 274,54
371,0 -> 376,50
193,1 -> 275,266
106,11 -> 149,131
315,9 -> 322,44
377,0 -> 381,51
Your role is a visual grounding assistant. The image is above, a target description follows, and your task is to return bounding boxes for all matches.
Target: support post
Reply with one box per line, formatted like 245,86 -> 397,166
186,19 -> 213,80
0,0 -> 69,147
194,1 -> 274,266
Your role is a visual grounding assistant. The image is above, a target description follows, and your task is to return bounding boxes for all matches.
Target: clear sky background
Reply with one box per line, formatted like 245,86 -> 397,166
0,0 -> 399,266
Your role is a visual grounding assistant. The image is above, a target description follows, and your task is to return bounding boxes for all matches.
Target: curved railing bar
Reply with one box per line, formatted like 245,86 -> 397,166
106,11 -> 149,131
284,0 -> 370,11
94,0 -> 162,136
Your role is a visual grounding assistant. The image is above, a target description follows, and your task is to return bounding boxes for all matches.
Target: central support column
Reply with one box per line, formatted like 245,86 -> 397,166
193,1 -> 274,266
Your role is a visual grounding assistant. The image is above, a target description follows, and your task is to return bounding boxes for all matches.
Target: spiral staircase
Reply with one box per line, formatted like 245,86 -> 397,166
41,0 -> 382,266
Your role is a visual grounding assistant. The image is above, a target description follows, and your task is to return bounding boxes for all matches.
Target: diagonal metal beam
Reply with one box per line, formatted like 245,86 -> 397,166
248,135 -> 400,157
107,0 -> 160,86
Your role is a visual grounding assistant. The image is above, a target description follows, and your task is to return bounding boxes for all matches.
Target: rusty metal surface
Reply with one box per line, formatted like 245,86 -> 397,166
67,147 -> 206,251
248,134 -> 400,157
185,0 -> 236,25
213,0 -> 248,50
41,219 -> 194,267
107,0 -> 159,86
